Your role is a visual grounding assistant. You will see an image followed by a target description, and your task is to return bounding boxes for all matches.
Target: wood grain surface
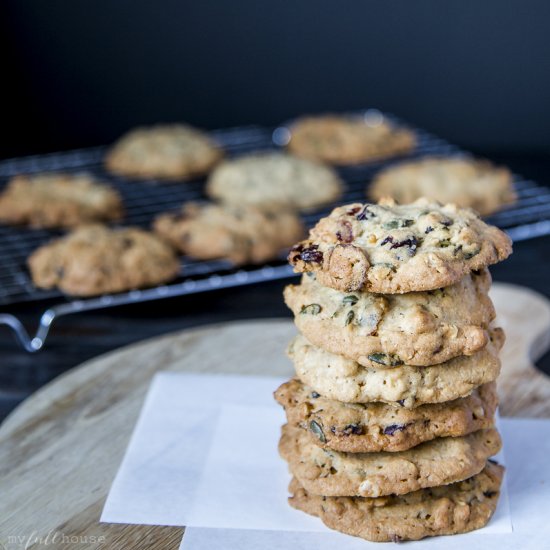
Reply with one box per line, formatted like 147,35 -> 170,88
0,282 -> 549,550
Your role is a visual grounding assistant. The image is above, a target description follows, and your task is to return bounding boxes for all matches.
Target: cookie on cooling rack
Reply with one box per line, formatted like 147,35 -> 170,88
28,225 -> 180,296
105,124 -> 223,180
0,172 -> 123,228
286,114 -> 416,165
369,156 -> 516,216
205,152 -> 343,210
153,201 -> 305,265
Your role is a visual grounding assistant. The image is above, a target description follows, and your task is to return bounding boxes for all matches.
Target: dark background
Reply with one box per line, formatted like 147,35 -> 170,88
1,1 -> 550,421
3,0 -> 550,158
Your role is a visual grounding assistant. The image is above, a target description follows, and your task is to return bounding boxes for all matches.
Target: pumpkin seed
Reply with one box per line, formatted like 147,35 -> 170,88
300,303 -> 322,315
382,218 -> 413,229
367,353 -> 403,366
309,420 -> 326,443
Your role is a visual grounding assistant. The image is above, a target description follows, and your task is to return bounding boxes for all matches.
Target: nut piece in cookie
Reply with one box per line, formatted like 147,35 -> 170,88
0,173 -> 123,228
287,330 -> 504,407
369,156 -> 517,216
105,124 -> 223,180
288,462 -> 504,542
153,201 -> 305,265
288,199 -> 512,293
279,423 -> 501,498
206,152 -> 343,210
275,378 -> 498,453
284,270 -> 495,366
286,114 -> 416,165
28,225 -> 180,296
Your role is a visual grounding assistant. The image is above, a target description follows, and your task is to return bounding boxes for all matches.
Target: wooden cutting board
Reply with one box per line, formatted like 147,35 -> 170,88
0,282 -> 549,550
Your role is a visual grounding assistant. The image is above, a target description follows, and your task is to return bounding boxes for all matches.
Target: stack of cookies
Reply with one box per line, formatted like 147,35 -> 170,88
275,198 -> 512,542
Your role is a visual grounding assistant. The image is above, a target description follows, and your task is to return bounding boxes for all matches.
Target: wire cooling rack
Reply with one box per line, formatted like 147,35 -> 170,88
1,111 -> 550,352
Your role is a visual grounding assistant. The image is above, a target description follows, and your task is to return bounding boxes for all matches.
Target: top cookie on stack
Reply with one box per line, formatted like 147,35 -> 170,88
288,198 -> 512,294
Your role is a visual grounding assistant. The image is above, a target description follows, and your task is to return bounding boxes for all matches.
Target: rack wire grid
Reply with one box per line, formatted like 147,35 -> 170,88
1,110 -> 550,352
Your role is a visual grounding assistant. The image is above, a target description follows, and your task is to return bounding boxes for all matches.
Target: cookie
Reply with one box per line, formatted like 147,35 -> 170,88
205,152 -> 343,210
288,462 -> 504,542
288,199 -> 512,293
286,114 -> 416,165
153,201 -> 304,265
284,270 -> 495,366
105,124 -> 223,180
275,378 -> 497,453
288,330 -> 503,407
0,172 -> 123,228
369,156 -> 516,216
279,424 -> 501,498
28,225 -> 180,296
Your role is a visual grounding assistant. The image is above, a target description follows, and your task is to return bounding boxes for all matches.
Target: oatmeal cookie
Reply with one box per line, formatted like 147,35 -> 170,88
288,330 -> 503,407
288,462 -> 504,542
153,201 -> 304,265
28,225 -> 180,296
0,172 -> 123,228
288,199 -> 512,293
279,424 -> 501,497
286,114 -> 416,165
369,156 -> 516,216
206,152 -> 343,210
284,270 -> 495,366
105,124 -> 222,180
275,378 -> 497,453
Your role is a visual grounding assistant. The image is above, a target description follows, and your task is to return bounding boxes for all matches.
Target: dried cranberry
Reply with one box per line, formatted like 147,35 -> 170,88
381,236 -> 418,254
299,245 -> 323,263
383,423 -> 408,435
356,205 -> 375,220
346,206 -> 362,215
291,243 -> 323,263
343,423 -> 363,435
336,221 -> 353,243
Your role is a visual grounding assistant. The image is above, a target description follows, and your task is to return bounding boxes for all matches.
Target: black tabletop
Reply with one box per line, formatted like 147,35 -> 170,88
1,153 -> 549,423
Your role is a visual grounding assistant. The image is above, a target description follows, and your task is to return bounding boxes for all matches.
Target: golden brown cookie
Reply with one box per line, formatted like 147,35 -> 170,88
275,378 -> 497,453
0,172 -> 123,228
369,157 -> 516,216
286,114 -> 416,165
153,201 -> 304,265
105,124 -> 223,180
288,199 -> 512,293
288,330 -> 503,407
288,462 -> 504,542
28,225 -> 180,296
284,270 -> 495,366
206,152 -> 343,210
279,424 -> 501,498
